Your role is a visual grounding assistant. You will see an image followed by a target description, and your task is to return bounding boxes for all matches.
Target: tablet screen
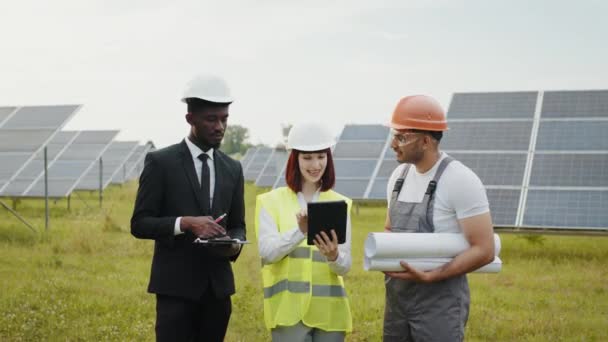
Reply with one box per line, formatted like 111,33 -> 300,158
307,200 -> 347,245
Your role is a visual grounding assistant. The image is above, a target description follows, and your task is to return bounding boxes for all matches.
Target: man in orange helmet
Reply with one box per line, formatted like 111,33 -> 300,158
381,95 -> 495,341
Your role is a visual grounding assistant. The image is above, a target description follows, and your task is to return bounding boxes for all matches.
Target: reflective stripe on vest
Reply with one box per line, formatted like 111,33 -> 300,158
261,247 -> 327,266
264,280 -> 348,298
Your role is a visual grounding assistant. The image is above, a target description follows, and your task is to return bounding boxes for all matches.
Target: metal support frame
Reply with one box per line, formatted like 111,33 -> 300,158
515,91 -> 544,226
0,200 -> 37,233
98,157 -> 103,208
364,133 -> 394,199
44,146 -> 49,230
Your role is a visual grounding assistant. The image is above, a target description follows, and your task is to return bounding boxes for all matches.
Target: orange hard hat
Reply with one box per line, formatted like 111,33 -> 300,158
389,95 -> 448,131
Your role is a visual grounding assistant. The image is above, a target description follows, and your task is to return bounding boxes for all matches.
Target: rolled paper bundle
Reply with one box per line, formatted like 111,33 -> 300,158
364,256 -> 502,273
365,233 -> 501,259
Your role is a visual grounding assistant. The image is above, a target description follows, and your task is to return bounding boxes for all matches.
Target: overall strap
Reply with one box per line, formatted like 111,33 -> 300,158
390,164 -> 410,209
422,156 -> 454,232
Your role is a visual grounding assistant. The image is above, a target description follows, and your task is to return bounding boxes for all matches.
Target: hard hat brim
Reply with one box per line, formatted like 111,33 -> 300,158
287,141 -> 335,152
181,96 -> 234,104
387,121 -> 449,132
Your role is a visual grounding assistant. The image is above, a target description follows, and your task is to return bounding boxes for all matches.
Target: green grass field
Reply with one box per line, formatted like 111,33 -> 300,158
1,182 -> 607,341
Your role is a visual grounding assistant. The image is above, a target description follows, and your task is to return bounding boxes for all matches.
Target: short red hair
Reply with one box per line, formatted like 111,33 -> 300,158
285,148 -> 335,193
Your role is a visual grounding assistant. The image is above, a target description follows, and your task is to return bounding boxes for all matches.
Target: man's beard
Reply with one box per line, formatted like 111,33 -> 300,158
400,149 -> 424,164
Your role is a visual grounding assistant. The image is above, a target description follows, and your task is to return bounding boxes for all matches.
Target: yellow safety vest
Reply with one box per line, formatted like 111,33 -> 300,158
255,187 -> 353,332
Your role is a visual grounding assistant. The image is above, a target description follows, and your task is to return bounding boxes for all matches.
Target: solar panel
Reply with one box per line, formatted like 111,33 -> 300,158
120,143 -> 155,183
542,90 -> 608,118
367,153 -> 401,200
76,141 -> 139,191
529,153 -> 608,187
0,155 -> 31,186
535,121 -> 608,150
334,160 -> 377,178
239,147 -> 257,171
441,121 -> 533,151
112,146 -> 144,184
23,130 -> 118,198
0,105 -> 80,194
255,150 -> 287,187
368,178 -> 388,200
523,190 -> 608,229
339,124 -> 389,140
486,188 -> 521,227
440,92 -> 542,227
447,92 -> 538,119
333,125 -> 391,199
0,129 -> 59,152
333,141 -> 385,159
448,153 -> 527,186
376,159 -> 400,178
1,131 -> 80,196
334,179 -> 370,199
1,105 -> 80,129
520,90 -> 608,229
0,106 -> 17,126
274,172 -> 286,188
245,147 -> 272,181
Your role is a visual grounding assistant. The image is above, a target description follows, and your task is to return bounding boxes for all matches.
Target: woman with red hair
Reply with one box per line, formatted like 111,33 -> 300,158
255,123 -> 353,342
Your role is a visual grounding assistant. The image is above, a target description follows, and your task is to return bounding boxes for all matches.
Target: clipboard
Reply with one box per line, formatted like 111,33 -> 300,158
193,238 -> 250,245
307,200 -> 347,245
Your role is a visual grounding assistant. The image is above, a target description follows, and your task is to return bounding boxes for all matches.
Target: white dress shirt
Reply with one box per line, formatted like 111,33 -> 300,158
257,190 -> 352,276
174,137 -> 216,235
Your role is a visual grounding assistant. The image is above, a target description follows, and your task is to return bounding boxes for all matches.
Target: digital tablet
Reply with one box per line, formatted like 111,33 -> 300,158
307,200 -> 347,245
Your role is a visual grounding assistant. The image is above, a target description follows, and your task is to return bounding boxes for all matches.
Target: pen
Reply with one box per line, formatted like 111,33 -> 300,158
214,213 -> 227,223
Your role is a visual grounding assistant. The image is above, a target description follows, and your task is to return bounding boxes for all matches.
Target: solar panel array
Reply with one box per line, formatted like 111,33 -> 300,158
126,142 -> 155,181
0,103 -> 157,233
0,105 -> 80,193
255,149 -> 287,187
0,131 -> 80,196
522,90 -> 608,229
239,147 -> 257,172
112,142 -> 154,184
244,147 -> 273,181
442,92 -> 538,227
23,130 -> 119,198
444,90 -> 608,229
76,141 -> 139,191
333,125 -> 392,199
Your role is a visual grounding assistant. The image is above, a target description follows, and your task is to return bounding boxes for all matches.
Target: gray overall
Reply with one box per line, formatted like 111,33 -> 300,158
383,157 -> 470,342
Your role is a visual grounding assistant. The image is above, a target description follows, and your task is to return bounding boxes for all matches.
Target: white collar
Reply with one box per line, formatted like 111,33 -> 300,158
297,188 -> 321,206
185,137 -> 214,161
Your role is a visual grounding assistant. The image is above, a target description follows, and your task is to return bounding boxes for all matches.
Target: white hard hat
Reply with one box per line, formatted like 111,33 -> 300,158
181,74 -> 233,103
287,122 -> 336,151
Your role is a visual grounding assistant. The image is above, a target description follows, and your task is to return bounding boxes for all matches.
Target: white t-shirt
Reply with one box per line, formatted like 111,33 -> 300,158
386,152 -> 490,233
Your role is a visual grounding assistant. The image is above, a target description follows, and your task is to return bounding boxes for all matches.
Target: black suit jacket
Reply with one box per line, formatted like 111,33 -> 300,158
131,140 -> 246,300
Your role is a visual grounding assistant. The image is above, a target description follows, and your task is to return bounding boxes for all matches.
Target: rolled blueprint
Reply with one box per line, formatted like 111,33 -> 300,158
365,233 -> 501,259
364,256 -> 502,273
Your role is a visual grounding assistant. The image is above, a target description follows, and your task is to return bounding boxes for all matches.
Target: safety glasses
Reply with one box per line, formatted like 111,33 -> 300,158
391,130 -> 422,146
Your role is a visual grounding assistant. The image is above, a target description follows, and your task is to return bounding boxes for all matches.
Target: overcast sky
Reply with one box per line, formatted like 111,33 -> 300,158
1,0 -> 606,148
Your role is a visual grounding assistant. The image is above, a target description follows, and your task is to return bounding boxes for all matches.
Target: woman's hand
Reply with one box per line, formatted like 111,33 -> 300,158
296,209 -> 308,234
314,230 -> 339,262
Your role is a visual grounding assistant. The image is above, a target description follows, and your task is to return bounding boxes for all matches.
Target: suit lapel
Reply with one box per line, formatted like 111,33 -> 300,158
179,140 -> 204,211
211,150 -> 224,215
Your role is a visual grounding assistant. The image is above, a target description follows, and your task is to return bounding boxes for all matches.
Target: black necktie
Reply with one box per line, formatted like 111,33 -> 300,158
198,153 -> 211,214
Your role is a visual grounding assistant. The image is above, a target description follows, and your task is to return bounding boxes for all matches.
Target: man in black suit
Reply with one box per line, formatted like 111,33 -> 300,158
131,74 -> 246,342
